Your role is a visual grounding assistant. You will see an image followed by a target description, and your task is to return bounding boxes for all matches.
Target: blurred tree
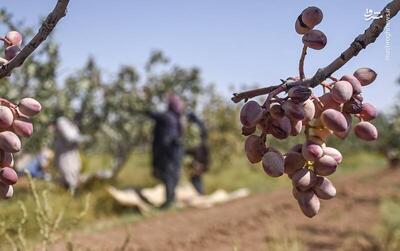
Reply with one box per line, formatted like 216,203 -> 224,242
1,9 -> 212,182
1,8 -> 305,185
373,113 -> 400,168
50,51 -> 207,182
201,85 -> 242,171
373,76 -> 400,168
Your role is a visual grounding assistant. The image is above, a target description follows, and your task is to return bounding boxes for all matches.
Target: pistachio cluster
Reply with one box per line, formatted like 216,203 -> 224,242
239,6 -> 379,217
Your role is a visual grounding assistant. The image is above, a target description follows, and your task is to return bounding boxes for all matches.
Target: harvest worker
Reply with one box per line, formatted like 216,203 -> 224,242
146,94 -> 185,209
52,116 -> 89,194
186,112 -> 210,195
18,148 -> 54,181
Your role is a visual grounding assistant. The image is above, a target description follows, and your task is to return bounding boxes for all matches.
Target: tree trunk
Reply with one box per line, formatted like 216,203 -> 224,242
389,157 -> 400,169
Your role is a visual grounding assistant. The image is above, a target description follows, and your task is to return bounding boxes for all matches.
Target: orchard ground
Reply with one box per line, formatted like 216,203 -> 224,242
53,164 -> 400,251
2,150 -> 398,250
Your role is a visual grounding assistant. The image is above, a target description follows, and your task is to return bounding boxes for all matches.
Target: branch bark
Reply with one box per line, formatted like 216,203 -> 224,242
232,0 -> 400,103
0,0 -> 70,79
232,85 -> 280,103
299,45 -> 307,80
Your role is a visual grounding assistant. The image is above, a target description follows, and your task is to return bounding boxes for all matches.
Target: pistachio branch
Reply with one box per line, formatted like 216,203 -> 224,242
0,0 -> 70,79
232,85 -> 280,103
299,45 -> 308,80
231,0 -> 400,103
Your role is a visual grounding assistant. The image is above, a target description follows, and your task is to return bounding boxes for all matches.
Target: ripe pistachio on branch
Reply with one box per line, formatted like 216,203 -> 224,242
0,0 -> 70,199
233,2 -> 400,217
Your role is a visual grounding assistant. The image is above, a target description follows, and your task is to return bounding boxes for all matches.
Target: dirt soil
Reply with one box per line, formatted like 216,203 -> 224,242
52,169 -> 400,251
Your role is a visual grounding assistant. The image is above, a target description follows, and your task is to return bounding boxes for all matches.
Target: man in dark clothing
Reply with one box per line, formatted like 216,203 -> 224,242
186,112 -> 209,195
147,94 -> 185,208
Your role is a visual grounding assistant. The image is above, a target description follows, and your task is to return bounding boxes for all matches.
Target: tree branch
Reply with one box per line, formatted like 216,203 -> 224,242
232,0 -> 400,103
232,85 -> 280,103
299,45 -> 307,80
0,0 -> 70,79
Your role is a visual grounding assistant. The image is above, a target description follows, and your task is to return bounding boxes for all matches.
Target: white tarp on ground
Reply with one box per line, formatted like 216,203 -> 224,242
106,184 -> 250,212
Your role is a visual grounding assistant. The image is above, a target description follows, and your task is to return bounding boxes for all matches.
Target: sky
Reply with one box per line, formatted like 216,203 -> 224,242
1,0 -> 399,111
